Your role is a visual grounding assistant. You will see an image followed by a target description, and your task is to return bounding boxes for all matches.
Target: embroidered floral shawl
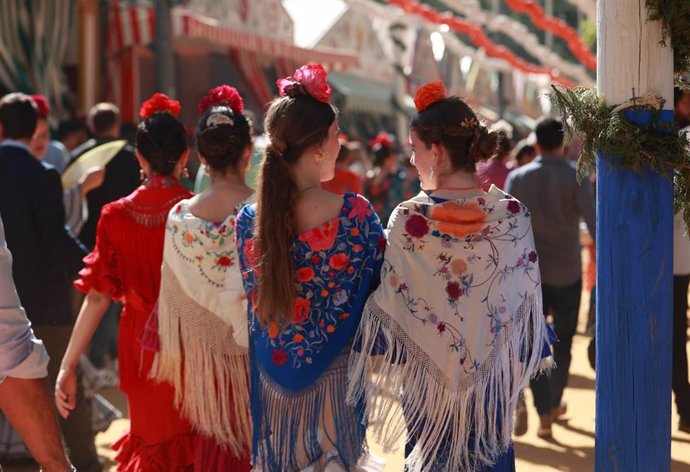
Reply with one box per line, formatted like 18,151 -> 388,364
348,187 -> 552,472
154,197 -> 253,457
236,193 -> 385,472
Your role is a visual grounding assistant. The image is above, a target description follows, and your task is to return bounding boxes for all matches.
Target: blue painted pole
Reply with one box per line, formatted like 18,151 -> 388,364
595,109 -> 674,472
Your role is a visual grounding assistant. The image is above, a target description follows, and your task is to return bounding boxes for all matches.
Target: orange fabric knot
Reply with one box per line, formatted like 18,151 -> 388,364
430,201 -> 487,237
414,81 -> 447,112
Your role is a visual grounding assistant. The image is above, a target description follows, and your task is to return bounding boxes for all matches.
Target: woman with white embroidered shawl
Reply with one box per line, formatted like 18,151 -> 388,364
150,86 -> 254,472
348,82 -> 554,472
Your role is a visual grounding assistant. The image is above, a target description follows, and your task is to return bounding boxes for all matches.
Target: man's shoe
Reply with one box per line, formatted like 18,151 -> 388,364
552,403 -> 567,422
536,414 -> 553,439
679,416 -> 690,434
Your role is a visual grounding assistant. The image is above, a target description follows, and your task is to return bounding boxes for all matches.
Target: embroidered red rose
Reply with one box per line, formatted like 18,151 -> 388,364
243,239 -> 258,268
139,92 -> 181,119
298,220 -> 339,251
296,267 -> 315,282
272,349 -> 289,366
329,253 -> 350,270
293,297 -> 311,324
405,214 -> 430,238
528,251 -> 538,263
217,256 -> 232,267
348,196 -> 372,222
507,200 -> 521,214
446,281 -> 462,301
437,322 -> 446,333
378,236 -> 386,252
414,81 -> 446,112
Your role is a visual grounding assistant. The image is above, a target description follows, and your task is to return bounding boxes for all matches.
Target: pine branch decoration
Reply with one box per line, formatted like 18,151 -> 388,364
549,86 -> 690,226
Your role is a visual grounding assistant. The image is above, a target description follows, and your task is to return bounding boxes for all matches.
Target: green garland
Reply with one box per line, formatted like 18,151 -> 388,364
646,0 -> 690,74
549,86 -> 690,226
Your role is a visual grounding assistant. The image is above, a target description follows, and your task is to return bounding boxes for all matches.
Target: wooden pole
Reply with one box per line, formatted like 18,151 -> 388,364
596,1 -> 674,471
154,0 -> 176,97
78,0 -> 100,113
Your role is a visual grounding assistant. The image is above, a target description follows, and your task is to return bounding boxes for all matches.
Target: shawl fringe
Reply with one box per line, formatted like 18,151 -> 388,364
252,350 -> 367,472
154,263 -> 251,458
347,294 -> 551,472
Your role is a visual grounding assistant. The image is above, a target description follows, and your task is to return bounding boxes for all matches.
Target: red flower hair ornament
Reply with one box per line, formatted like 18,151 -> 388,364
30,94 -> 50,119
414,81 -> 447,112
369,132 -> 394,150
277,64 -> 331,103
198,85 -> 244,115
139,93 -> 181,119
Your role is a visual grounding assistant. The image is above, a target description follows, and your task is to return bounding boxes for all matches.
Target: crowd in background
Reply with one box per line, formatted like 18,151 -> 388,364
0,79 -> 687,472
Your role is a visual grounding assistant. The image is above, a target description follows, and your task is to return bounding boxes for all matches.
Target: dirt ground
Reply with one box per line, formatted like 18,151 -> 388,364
3,289 -> 690,472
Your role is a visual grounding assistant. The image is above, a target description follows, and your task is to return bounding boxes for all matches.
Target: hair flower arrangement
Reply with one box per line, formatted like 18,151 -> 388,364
30,94 -> 50,119
369,132 -> 395,150
139,93 -> 181,119
198,85 -> 244,115
414,81 -> 447,112
277,64 -> 331,103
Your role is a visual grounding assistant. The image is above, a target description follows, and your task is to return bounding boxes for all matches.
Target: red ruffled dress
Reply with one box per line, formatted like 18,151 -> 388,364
74,176 -> 197,471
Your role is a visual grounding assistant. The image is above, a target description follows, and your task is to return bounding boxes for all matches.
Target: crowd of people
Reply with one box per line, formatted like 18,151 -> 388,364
0,64 -> 687,472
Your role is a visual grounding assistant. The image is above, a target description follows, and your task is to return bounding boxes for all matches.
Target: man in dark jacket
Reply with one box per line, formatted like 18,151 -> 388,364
0,93 -> 101,472
70,102 -> 140,250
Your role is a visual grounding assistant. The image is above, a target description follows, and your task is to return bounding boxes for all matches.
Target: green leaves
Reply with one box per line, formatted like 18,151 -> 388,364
549,85 -> 690,226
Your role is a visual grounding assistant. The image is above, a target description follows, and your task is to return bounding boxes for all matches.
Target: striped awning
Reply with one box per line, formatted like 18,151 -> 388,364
108,5 -> 358,70
0,0 -> 73,117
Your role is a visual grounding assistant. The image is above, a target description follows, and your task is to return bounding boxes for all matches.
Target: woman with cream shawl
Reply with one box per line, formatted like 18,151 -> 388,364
149,86 -> 254,471
348,82 -> 554,472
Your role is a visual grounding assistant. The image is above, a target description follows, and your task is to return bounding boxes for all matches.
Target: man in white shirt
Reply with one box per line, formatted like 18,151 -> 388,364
0,214 -> 74,472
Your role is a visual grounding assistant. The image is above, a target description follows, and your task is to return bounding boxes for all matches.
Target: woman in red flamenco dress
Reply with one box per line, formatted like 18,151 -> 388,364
55,94 -> 197,471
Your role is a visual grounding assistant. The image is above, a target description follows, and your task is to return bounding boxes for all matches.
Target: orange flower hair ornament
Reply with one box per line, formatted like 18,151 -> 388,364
414,81 -> 447,112
198,85 -> 244,115
139,93 -> 181,119
277,64 -> 331,103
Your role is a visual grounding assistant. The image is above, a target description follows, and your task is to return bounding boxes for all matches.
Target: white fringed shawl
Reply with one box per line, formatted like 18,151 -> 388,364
348,187 -> 551,472
155,199 -> 251,457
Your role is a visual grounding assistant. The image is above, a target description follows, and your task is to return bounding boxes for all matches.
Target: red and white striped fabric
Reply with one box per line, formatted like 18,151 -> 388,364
108,5 -> 358,68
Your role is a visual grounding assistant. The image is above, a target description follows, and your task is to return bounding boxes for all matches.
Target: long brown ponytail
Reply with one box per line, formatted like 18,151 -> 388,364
254,94 -> 336,327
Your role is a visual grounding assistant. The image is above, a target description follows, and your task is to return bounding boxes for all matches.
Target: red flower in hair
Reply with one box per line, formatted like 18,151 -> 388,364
139,93 -> 181,119
414,81 -> 447,112
30,95 -> 50,119
277,64 -> 331,103
198,85 -> 244,115
369,133 -> 394,150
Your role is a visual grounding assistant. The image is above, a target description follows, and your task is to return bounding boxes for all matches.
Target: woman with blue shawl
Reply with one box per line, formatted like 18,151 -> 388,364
348,82 -> 554,472
235,64 -> 385,472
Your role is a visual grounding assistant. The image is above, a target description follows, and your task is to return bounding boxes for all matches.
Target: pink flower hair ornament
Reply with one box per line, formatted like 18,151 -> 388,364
198,85 -> 244,115
277,64 -> 331,103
